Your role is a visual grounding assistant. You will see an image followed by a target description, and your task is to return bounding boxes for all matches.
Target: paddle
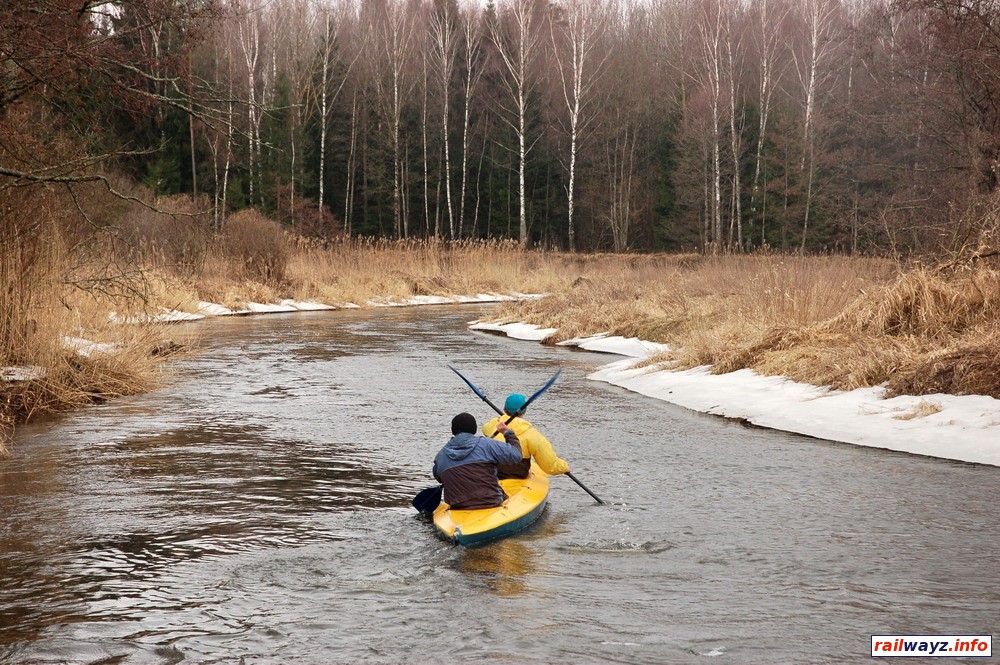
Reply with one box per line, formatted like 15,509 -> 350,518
564,472 -> 604,505
412,485 -> 442,514
450,366 -> 605,505
411,369 -> 566,514
449,365 -> 560,425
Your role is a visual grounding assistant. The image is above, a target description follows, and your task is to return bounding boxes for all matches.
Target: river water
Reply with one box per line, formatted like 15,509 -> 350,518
1,306 -> 997,664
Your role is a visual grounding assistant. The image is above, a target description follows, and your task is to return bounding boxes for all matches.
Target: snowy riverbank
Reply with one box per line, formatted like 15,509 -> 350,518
114,292 -> 541,323
470,321 -> 1000,468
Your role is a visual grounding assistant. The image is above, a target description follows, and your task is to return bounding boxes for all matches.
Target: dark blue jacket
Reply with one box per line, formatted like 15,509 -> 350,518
433,430 -> 522,510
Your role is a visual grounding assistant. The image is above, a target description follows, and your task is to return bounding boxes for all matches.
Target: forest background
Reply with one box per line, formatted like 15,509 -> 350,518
10,0 -> 1000,253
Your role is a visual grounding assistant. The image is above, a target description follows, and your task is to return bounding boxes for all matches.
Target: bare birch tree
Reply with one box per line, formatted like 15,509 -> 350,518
793,0 -> 843,250
604,112 -> 639,252
489,0 -> 545,245
206,6 -> 240,232
236,0 -> 263,206
281,0 -> 319,231
749,0 -> 789,247
344,89 -> 359,235
695,0 -> 725,250
458,6 -> 485,238
550,0 -> 609,251
316,2 -> 360,228
429,0 -> 460,238
723,2 -> 747,249
369,0 -> 417,238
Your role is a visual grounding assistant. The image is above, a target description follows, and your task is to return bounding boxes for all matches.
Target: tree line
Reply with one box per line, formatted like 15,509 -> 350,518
4,0 -> 1000,254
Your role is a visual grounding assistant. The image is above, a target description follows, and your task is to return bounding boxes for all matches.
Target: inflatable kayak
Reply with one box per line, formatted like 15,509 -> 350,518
433,461 -> 549,547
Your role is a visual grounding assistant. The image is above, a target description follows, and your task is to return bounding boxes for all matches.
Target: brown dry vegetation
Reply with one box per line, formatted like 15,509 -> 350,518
162,235 -> 594,311
489,254 -> 1000,398
0,183 -> 176,454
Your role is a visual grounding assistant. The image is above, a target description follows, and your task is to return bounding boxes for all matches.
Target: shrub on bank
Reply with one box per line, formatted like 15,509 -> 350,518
119,192 -> 212,274
222,210 -> 290,286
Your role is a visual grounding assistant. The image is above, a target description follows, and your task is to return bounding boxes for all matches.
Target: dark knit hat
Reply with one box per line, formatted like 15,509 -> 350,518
451,412 -> 477,435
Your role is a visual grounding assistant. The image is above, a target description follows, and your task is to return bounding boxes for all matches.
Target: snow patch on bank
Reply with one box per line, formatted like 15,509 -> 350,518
558,333 -> 671,359
63,336 -> 121,357
196,293 -> 535,318
368,292 -> 539,307
473,321 -> 1000,468
1,366 -> 46,382
111,308 -> 205,324
470,321 -> 558,340
278,299 -> 336,311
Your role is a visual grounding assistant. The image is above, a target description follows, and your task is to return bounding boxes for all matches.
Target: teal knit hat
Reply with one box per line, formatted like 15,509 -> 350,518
504,393 -> 528,415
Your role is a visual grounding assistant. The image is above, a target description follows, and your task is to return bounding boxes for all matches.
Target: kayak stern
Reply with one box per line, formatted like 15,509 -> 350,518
433,462 -> 549,547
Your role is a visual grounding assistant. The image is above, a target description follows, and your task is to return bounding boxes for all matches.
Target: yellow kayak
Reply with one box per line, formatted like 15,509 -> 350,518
433,461 -> 549,547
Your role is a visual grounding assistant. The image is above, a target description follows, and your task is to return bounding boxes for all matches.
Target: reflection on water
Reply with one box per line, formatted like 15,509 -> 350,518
458,538 -> 539,596
452,513 -> 564,597
2,306 -> 1000,664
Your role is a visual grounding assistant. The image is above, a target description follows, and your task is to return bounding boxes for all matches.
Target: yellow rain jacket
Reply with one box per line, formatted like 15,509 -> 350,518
482,416 -> 569,479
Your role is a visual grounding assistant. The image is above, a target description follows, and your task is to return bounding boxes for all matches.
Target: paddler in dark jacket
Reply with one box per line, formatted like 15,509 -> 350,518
433,412 -> 523,510
482,393 -> 570,480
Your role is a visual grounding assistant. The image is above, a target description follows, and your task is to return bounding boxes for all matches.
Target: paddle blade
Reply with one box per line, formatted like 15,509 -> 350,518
521,369 -> 562,412
412,485 -> 443,514
449,365 -> 488,401
449,365 -> 504,415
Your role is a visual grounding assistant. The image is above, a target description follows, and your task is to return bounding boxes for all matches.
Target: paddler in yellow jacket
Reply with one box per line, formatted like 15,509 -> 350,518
483,393 -> 570,480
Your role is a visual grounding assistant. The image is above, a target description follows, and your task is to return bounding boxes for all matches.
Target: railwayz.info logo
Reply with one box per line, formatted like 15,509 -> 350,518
871,635 -> 992,658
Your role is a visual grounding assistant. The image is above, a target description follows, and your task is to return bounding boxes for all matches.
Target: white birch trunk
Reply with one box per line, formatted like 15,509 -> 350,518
422,55 -> 433,237
345,92 -> 359,236
724,10 -> 744,250
238,5 -> 260,206
489,0 -> 542,245
430,3 -> 457,239
551,0 -> 608,252
751,0 -> 786,248
694,0 -> 726,250
458,10 -> 483,238
319,13 -> 331,220
793,0 -> 840,251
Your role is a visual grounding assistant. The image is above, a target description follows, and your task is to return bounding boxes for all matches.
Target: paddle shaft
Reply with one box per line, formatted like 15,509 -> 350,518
566,472 -> 604,505
453,368 -> 605,505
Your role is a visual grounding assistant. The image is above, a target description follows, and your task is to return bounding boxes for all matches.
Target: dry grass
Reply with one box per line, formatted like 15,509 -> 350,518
894,400 -> 943,420
1,212 -> 608,437
285,237 -> 577,304
488,254 -> 1000,398
171,236 -> 599,310
2,276 -> 175,423
0,412 -> 11,457
1,182 -> 183,435
494,253 -> 891,363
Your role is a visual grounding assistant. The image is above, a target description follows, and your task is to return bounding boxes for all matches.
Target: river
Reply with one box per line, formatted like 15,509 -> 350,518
1,305 -> 998,664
